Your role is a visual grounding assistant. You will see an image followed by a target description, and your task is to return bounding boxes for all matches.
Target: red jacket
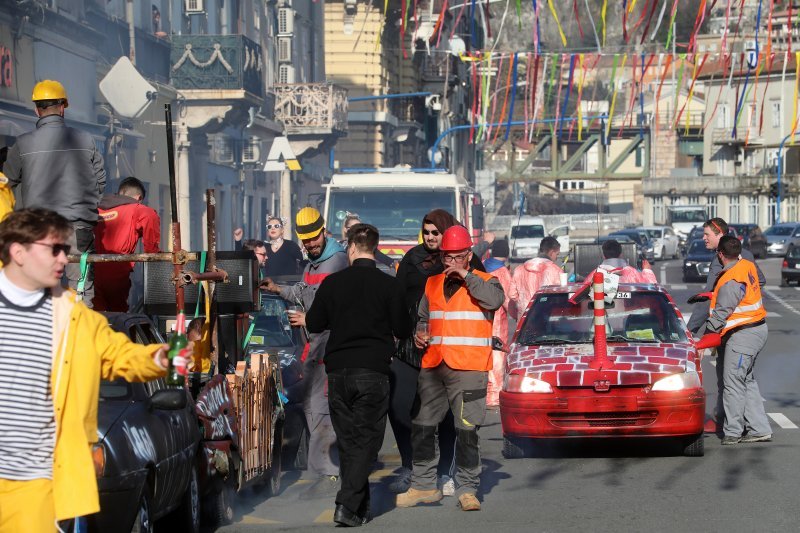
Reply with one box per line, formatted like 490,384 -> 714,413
95,195 -> 161,256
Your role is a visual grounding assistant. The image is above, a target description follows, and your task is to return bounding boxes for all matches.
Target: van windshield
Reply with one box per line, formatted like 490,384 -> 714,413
511,225 -> 545,239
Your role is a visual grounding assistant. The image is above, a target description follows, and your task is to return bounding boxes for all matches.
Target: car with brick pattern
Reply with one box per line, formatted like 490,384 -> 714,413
499,283 -> 705,457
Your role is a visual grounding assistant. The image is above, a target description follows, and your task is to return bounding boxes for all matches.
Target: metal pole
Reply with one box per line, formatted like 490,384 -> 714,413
165,103 -> 185,312
777,133 -> 791,224
67,252 -> 198,263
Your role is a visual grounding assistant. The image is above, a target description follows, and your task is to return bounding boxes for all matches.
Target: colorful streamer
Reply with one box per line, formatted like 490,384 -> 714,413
547,0 -> 567,47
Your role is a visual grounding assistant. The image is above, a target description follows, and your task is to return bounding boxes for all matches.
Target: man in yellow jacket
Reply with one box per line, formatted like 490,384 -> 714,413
0,208 -> 169,532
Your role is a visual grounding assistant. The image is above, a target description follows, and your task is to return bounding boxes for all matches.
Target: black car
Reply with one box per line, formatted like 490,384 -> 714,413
246,289 -> 309,471
781,245 -> 800,286
605,230 -> 656,262
90,314 -> 202,533
729,223 -> 768,259
683,239 -> 715,282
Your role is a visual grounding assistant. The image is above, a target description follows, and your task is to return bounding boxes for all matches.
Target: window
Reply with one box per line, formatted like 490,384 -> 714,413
687,195 -> 700,205
717,104 -> 730,129
491,150 -> 507,161
768,197 -> 778,225
772,100 -> 782,128
706,195 -> 718,218
748,196 -> 759,224
515,150 -> 529,161
729,195 -> 740,223
788,196 -> 798,221
748,103 -> 757,128
653,196 -> 664,223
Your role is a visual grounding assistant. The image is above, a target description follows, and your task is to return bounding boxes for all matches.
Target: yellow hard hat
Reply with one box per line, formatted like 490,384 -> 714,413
295,207 -> 324,240
32,80 -> 69,107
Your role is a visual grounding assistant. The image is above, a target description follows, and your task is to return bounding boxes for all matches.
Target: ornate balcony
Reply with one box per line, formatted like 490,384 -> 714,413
273,82 -> 348,137
170,34 -> 263,104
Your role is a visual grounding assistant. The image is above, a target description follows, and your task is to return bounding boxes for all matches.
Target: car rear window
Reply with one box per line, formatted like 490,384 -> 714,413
766,226 -> 794,236
511,225 -> 545,239
517,291 -> 688,345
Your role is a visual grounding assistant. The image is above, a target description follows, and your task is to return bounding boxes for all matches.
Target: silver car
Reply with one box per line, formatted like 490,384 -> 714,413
640,226 -> 681,260
765,223 -> 800,256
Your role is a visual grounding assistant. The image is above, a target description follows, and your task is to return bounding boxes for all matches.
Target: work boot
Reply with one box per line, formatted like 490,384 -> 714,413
720,436 -> 741,445
388,467 -> 413,494
333,504 -> 366,527
740,433 -> 772,443
457,492 -> 481,511
299,475 -> 339,500
395,487 -> 443,508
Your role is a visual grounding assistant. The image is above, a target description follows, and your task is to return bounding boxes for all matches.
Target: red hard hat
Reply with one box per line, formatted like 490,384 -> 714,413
440,225 -> 473,252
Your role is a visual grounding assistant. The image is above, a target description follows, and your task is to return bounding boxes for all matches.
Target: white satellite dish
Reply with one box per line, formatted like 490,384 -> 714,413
99,57 -> 157,119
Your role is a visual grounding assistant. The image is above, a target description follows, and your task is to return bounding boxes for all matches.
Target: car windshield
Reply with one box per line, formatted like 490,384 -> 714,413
99,379 -> 131,400
688,240 -> 709,254
328,190 -> 454,240
511,225 -> 545,239
766,225 -> 795,236
788,247 -> 800,258
249,297 -> 295,347
644,229 -> 662,239
598,235 -> 633,243
731,225 -> 751,236
611,232 -> 642,245
670,209 -> 707,223
517,292 -> 688,345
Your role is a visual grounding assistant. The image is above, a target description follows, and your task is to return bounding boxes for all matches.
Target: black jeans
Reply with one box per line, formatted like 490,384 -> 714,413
388,358 -> 456,475
328,367 -> 390,516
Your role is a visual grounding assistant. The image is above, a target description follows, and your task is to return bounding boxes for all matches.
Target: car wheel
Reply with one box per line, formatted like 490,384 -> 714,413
130,491 -> 153,533
164,467 -> 200,533
682,433 -> 704,457
207,469 -> 236,526
269,422 -> 284,496
293,425 -> 309,471
502,436 -> 530,459
781,276 -> 789,287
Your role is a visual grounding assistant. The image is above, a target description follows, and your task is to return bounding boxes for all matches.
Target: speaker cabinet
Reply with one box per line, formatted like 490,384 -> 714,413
144,251 -> 259,315
573,243 -> 639,280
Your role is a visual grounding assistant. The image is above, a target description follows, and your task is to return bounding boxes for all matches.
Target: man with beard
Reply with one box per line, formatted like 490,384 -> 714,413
388,209 -> 485,496
262,207 -> 348,499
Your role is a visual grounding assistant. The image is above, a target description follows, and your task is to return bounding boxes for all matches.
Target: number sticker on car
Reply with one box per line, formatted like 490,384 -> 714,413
616,292 -> 632,299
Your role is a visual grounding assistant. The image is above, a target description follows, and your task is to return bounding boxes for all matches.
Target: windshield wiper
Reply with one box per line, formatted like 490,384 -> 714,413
606,334 -> 659,343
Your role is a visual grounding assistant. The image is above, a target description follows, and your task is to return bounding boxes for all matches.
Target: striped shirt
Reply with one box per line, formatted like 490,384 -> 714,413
0,275 -> 55,481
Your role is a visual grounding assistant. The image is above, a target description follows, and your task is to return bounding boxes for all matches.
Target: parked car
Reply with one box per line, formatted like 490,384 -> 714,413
781,245 -> 800,286
640,226 -> 681,260
682,239 -> 715,282
683,225 -> 705,253
500,283 -> 704,457
607,229 -> 656,262
729,223 -> 768,258
765,222 -> 800,256
89,314 -> 202,533
246,288 -> 309,472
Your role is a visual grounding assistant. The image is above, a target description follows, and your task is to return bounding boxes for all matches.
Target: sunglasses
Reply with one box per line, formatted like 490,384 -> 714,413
422,229 -> 441,236
31,241 -> 71,256
267,223 -> 283,229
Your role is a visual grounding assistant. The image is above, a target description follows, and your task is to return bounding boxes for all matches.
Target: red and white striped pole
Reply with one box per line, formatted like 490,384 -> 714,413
590,271 -> 611,370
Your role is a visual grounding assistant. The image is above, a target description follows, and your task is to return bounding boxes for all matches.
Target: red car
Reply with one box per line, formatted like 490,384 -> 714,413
499,283 -> 706,457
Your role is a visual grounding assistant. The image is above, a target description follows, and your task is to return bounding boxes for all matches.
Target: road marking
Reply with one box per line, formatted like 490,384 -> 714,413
764,288 -> 800,316
314,509 -> 335,524
660,265 -> 667,285
241,515 -> 284,525
768,413 -> 799,429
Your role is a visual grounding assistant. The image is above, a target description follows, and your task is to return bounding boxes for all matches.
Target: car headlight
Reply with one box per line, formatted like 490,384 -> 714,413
684,261 -> 694,267
651,371 -> 701,392
92,443 -> 106,477
503,374 -> 553,393
781,239 -> 786,244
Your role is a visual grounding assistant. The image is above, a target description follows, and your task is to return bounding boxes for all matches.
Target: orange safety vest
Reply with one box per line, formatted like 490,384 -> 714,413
423,269 -> 495,371
709,258 -> 767,337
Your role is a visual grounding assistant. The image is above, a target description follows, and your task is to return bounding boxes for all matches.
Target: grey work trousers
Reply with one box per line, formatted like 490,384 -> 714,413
303,360 -> 339,477
720,336 -> 772,438
65,225 -> 95,308
411,362 -> 487,497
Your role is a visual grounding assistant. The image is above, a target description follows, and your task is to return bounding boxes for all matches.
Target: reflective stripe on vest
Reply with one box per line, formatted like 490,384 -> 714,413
709,259 -> 767,337
423,270 -> 495,371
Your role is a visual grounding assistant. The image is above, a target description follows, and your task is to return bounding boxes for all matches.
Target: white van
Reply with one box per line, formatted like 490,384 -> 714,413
509,216 -> 570,259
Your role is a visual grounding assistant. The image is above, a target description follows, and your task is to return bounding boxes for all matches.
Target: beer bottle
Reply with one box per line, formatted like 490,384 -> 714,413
167,310 -> 189,386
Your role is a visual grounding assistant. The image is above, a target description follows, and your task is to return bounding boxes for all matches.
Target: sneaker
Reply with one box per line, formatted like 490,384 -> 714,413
438,475 -> 455,497
299,475 -> 339,500
388,468 -> 412,494
721,436 -> 741,445
741,433 -> 772,443
395,487 -> 443,508
457,492 -> 481,511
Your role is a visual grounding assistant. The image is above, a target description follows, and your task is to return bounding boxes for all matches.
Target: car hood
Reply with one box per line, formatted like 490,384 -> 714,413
96,400 -> 132,441
766,234 -> 791,244
506,343 -> 697,387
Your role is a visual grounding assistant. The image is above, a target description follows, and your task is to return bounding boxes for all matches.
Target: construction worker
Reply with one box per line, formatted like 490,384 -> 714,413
483,239 -> 514,407
396,225 -> 504,512
93,177 -> 160,311
696,236 -> 772,445
2,80 -> 106,307
510,236 -> 563,318
261,207 -> 348,499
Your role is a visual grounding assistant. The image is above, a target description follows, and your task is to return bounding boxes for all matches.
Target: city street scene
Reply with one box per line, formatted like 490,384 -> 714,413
1,0 -> 799,531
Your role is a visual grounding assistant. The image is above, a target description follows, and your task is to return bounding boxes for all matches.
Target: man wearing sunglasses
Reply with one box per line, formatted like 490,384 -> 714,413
397,225 -> 504,512
0,208 -> 170,533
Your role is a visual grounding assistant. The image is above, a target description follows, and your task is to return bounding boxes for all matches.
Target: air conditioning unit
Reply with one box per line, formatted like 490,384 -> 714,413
242,137 -> 261,163
278,37 -> 292,63
278,7 -> 294,35
184,0 -> 204,14
278,65 -> 295,84
215,136 -> 234,163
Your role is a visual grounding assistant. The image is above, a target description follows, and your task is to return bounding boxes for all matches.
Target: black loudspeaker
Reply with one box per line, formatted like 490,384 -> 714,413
144,251 -> 259,315
573,243 -> 638,280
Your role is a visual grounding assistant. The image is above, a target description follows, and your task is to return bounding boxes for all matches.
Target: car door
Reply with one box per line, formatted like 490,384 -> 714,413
550,225 -> 570,252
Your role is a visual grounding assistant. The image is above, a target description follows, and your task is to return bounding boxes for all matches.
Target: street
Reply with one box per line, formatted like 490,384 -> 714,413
215,256 -> 800,532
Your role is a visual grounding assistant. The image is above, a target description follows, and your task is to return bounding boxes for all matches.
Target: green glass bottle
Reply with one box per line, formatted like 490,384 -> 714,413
167,310 -> 188,386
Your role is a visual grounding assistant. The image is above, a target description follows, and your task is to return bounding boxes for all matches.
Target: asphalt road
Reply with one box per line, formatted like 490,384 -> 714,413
215,256 -> 800,532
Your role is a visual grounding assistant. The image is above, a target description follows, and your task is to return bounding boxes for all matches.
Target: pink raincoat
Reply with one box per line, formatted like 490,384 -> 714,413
510,257 -> 564,319
485,263 -> 513,407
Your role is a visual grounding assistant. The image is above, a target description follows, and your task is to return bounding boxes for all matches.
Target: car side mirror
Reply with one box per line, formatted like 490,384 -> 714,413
149,388 -> 187,410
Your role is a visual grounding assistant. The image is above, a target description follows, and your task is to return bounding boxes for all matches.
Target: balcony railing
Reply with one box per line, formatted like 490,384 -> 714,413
273,83 -> 348,136
170,34 -> 263,98
643,174 -> 800,195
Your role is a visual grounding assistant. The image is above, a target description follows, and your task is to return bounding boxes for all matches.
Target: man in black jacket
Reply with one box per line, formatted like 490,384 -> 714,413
306,223 -> 411,527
